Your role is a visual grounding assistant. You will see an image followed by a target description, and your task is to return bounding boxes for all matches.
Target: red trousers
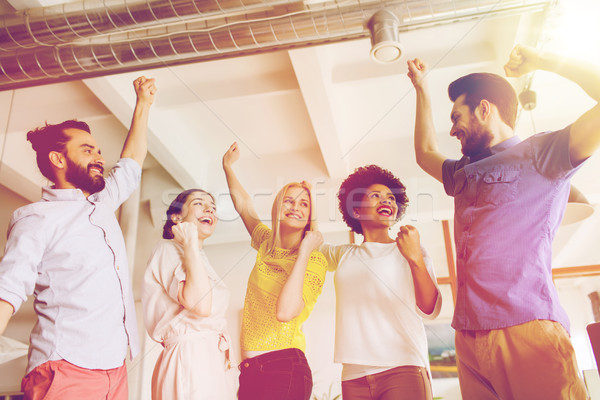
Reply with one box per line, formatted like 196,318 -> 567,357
21,359 -> 128,400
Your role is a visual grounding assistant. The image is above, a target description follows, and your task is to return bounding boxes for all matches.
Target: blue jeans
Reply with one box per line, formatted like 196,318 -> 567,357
238,348 -> 313,400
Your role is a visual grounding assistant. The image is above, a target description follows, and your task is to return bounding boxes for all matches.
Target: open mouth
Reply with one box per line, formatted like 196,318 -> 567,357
88,164 -> 104,176
285,212 -> 302,220
376,206 -> 394,217
199,216 -> 214,225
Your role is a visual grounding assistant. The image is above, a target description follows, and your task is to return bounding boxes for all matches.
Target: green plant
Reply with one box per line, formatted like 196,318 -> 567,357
311,383 -> 342,400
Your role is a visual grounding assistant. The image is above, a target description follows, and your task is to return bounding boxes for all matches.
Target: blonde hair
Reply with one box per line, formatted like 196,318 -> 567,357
268,181 -> 316,254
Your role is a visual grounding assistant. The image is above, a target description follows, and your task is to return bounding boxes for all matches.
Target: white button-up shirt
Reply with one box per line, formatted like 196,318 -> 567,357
0,158 -> 141,373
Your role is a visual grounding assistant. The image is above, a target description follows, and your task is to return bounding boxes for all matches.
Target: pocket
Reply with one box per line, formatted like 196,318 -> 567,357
22,361 -> 61,400
478,168 -> 520,206
42,362 -> 62,400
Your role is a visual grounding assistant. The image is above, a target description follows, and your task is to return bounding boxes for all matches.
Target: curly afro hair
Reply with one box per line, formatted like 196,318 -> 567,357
338,165 -> 408,235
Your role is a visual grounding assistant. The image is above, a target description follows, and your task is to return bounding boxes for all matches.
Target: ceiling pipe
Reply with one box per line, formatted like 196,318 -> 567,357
0,0 -> 551,90
0,0 -> 302,51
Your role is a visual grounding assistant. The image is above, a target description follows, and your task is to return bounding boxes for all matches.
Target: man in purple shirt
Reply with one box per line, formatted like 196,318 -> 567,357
408,44 -> 599,398
0,76 -> 156,399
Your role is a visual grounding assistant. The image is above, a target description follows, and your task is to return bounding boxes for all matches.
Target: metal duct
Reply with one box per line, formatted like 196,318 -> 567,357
0,0 -> 551,90
0,0 -> 301,51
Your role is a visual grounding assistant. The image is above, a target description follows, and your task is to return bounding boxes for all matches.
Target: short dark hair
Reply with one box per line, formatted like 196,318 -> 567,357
448,73 -> 518,129
163,189 -> 215,239
338,165 -> 408,235
26,120 -> 91,182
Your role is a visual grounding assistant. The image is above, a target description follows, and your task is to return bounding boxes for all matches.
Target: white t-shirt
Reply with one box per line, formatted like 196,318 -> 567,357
320,241 -> 441,380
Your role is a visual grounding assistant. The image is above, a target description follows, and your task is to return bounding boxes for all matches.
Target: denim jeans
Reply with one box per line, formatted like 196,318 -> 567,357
238,348 -> 313,400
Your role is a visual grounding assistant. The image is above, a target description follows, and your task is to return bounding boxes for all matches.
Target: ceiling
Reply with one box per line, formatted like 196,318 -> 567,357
1,0 -> 599,264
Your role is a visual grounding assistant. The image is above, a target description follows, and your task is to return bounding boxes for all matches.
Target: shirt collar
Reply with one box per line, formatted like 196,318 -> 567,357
469,135 -> 521,162
41,186 -> 88,202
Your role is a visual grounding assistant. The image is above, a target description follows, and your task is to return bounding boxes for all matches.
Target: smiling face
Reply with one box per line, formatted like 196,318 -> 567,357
450,94 -> 493,157
177,191 -> 218,239
279,186 -> 311,231
354,183 -> 399,230
63,128 -> 106,195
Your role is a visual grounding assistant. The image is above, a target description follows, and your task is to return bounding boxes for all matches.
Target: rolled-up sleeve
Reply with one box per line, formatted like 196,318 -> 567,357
0,213 -> 45,312
442,159 -> 460,196
97,158 -> 142,210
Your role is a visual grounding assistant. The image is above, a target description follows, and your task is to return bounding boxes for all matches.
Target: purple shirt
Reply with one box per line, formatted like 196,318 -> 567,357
442,127 -> 583,333
0,158 -> 141,373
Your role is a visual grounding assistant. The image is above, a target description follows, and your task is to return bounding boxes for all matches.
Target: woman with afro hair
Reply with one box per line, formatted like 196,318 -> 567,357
320,164 -> 441,400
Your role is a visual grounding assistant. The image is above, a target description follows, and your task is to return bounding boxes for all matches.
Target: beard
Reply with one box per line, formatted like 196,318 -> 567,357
461,116 -> 493,157
65,157 -> 105,195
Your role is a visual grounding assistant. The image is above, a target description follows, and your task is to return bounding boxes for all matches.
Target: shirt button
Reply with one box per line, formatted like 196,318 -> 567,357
243,362 -> 250,368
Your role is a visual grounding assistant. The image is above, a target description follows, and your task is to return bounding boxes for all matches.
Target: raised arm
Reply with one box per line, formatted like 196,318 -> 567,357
407,58 -> 447,183
0,299 -> 14,335
222,142 -> 261,236
505,44 -> 600,166
276,231 -> 323,322
173,222 -> 213,317
396,225 -> 439,315
120,76 -> 157,167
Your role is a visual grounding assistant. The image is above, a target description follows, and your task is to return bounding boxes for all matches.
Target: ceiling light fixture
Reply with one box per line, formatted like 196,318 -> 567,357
519,88 -> 537,111
368,10 -> 403,64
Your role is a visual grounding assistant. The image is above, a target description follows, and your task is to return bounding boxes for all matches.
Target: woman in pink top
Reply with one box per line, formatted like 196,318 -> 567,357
142,189 -> 234,400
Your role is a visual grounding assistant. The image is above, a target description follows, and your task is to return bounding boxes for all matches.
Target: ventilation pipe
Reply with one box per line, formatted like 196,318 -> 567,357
0,0 -> 551,90
0,0 -> 300,51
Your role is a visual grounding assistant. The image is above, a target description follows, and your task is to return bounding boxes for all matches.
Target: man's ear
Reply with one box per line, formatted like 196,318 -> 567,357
49,151 -> 65,169
477,99 -> 492,121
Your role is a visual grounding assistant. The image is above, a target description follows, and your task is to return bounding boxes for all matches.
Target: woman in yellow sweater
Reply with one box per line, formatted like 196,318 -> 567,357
223,142 -> 328,400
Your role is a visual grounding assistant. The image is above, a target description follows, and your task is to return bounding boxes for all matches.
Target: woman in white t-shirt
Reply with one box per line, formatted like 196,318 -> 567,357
320,165 -> 442,400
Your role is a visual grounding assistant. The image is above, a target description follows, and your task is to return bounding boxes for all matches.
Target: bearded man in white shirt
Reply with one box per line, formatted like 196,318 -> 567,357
0,76 -> 156,400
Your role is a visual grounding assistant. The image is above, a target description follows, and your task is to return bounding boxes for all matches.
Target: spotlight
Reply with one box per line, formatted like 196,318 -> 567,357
368,10 -> 403,64
519,89 -> 537,111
